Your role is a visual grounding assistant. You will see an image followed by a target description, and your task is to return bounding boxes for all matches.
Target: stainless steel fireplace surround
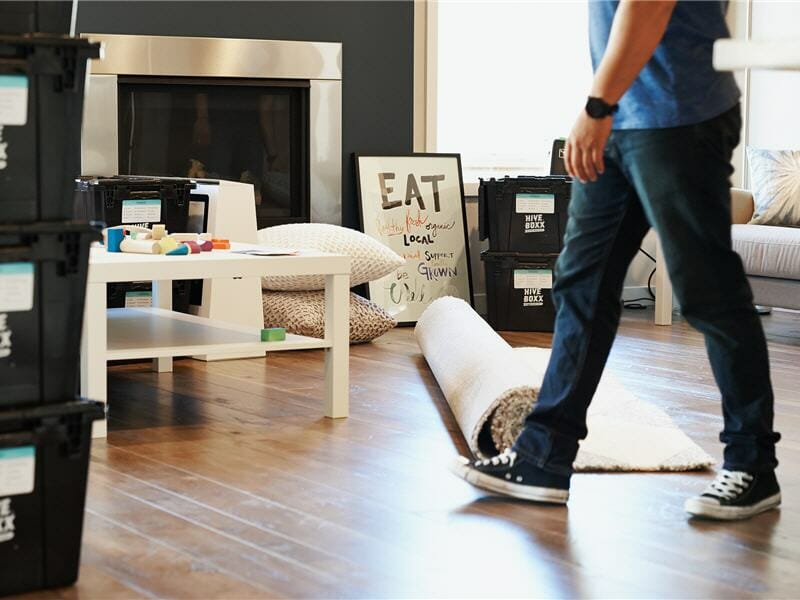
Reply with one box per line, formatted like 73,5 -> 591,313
80,34 -> 342,224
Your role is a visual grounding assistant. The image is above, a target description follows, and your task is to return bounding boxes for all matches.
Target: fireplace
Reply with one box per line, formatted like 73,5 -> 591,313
80,34 -> 342,226
117,77 -> 309,227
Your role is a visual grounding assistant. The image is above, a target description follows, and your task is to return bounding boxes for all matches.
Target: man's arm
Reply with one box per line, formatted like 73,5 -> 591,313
566,0 -> 677,183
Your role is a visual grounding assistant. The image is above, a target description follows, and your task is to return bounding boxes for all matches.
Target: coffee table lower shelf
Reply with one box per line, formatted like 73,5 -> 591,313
107,307 -> 330,361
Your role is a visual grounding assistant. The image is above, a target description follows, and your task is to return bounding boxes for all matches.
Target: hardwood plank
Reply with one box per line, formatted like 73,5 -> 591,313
18,308 -> 800,598
81,511 -> 268,599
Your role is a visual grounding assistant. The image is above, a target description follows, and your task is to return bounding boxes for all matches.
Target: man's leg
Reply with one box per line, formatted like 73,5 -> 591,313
619,106 -> 780,474
513,144 -> 651,476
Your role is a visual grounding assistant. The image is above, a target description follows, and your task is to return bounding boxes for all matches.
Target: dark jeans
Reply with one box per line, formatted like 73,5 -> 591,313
513,105 -> 780,477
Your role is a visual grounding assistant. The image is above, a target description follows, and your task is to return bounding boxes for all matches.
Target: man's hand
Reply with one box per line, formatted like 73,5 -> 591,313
565,111 -> 613,184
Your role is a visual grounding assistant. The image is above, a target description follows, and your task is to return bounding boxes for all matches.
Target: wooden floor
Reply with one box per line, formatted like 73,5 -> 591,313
22,309 -> 800,599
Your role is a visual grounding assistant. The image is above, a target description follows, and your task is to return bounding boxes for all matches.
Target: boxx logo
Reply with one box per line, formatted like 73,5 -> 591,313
523,288 -> 544,307
0,127 -> 7,170
524,214 -> 546,234
0,314 -> 11,359
0,498 -> 16,543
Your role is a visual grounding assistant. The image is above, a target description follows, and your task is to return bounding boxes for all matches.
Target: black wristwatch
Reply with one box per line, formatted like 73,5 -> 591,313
585,96 -> 619,119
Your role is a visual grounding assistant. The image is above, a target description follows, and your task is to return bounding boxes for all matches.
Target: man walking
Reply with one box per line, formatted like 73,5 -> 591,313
452,0 -> 781,520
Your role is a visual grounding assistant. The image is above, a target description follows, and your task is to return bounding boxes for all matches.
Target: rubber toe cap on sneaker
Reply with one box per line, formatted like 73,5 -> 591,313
449,455 -> 471,478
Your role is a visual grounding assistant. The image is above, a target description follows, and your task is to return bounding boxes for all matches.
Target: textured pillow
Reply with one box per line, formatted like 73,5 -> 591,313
258,223 -> 404,290
747,147 -> 800,227
262,290 -> 397,344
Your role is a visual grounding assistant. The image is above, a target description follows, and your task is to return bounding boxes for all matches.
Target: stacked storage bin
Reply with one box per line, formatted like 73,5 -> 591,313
0,4 -> 105,595
478,176 -> 572,332
74,176 -> 196,312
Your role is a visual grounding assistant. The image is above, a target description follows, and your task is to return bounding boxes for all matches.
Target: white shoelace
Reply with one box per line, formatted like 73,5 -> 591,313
475,448 -> 517,468
703,469 -> 753,500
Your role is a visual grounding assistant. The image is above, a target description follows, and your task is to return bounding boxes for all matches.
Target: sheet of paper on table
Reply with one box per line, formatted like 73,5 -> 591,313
230,247 -> 299,257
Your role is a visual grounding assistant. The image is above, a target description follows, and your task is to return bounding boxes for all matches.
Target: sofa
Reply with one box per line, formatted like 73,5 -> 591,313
731,188 -> 800,310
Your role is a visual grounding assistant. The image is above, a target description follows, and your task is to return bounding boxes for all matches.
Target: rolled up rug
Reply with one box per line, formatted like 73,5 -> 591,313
415,297 -> 713,471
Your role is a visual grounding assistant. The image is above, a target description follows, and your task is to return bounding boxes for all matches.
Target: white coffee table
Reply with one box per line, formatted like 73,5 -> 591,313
80,244 -> 351,438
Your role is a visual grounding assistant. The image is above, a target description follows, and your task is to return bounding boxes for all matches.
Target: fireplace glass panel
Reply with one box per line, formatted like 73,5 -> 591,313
118,77 -> 310,228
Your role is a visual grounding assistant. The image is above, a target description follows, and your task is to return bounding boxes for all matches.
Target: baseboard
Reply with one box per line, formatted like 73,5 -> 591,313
622,285 -> 654,304
472,292 -> 487,316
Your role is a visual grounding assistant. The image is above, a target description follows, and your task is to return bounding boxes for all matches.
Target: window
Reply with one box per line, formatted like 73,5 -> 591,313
435,1 -> 593,184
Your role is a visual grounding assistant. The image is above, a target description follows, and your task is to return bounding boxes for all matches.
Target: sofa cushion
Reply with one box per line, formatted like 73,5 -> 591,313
732,224 -> 800,280
747,147 -> 800,226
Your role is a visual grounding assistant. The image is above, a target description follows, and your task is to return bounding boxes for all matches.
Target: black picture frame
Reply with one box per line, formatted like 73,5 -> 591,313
354,152 -> 474,326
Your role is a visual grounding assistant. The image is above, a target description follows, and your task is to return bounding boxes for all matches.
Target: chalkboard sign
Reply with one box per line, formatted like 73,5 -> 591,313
355,154 -> 473,324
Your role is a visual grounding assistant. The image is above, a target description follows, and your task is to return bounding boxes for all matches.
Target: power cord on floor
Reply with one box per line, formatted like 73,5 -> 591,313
623,247 -> 657,310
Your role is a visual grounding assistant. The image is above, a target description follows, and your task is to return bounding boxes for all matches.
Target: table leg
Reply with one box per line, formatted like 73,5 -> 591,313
654,236 -> 674,326
324,273 -> 349,418
81,282 -> 107,439
152,279 -> 174,372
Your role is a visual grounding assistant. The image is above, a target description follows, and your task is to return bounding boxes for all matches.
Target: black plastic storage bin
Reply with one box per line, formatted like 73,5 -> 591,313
0,222 -> 100,408
0,400 -> 105,596
74,176 -> 195,233
482,251 -> 558,332
0,36 -> 101,222
107,279 -> 191,313
0,1 -> 77,35
479,176 -> 571,255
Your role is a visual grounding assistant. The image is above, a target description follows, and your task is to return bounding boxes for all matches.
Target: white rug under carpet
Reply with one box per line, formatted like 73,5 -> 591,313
415,297 -> 714,472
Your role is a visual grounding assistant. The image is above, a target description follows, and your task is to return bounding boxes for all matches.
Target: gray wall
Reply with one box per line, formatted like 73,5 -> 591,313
76,0 -> 414,229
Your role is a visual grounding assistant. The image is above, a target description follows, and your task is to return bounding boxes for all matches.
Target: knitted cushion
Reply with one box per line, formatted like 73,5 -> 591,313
262,290 -> 397,344
257,223 -> 404,290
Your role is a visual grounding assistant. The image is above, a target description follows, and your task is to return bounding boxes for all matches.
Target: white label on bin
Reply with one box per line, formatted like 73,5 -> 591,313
0,263 -> 34,313
0,446 -> 35,500
121,199 -> 162,224
516,193 -> 555,214
0,75 -> 28,126
514,269 -> 553,290
125,290 -> 152,308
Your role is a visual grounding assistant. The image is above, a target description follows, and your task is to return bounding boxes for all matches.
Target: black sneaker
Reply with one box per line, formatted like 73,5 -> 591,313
684,469 -> 781,520
449,448 -> 570,503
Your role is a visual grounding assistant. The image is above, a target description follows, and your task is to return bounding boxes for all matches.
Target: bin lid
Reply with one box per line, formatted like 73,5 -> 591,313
0,34 -> 101,52
479,175 -> 572,185
75,176 -> 197,191
480,251 -> 559,263
0,400 -> 106,427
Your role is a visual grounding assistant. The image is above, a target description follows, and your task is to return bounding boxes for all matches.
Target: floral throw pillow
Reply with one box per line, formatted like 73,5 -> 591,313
747,147 -> 800,227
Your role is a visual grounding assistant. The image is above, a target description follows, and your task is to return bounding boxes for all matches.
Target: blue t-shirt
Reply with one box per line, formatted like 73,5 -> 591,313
589,0 -> 740,130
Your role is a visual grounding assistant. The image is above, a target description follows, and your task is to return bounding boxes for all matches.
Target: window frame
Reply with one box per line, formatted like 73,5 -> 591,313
417,0 -> 752,192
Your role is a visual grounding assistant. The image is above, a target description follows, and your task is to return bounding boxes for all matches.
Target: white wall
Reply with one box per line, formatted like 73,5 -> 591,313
747,0 -> 800,155
727,0 -> 749,188
622,231 -> 657,302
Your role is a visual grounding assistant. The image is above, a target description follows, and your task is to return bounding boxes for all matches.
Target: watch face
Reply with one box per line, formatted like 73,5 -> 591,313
586,98 -> 608,119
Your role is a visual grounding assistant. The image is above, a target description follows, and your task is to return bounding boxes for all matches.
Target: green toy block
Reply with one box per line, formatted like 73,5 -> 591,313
261,327 -> 286,342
